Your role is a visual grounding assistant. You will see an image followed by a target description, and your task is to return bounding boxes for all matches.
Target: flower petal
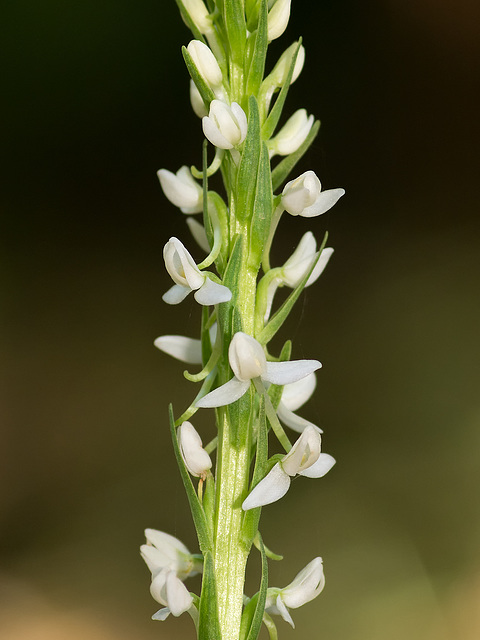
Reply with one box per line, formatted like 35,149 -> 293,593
277,402 -> 322,434
162,284 -> 191,305
154,335 -> 202,364
264,359 -> 322,386
165,571 -> 193,617
280,374 -> 317,411
299,452 -> 336,478
242,463 -> 291,510
281,426 -> 321,476
301,188 -> 345,217
152,607 -> 171,621
186,217 -> 211,252
194,277 -> 232,305
276,594 -> 295,628
202,115 -> 234,149
196,378 -> 250,408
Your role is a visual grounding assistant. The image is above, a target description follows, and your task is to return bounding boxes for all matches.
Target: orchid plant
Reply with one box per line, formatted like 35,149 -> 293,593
141,1 -> 344,638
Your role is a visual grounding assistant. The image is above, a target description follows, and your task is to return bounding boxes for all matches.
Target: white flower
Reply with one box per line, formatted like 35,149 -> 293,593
178,421 -> 212,478
186,40 -> 223,90
189,79 -> 208,118
264,233 -> 334,321
157,166 -> 203,214
269,109 -> 314,157
281,170 -> 345,217
140,529 -> 201,621
196,332 -> 321,409
242,426 -> 335,510
267,0 -> 292,41
181,0 -> 213,35
202,100 -> 248,150
277,373 -> 323,434
163,237 -> 231,305
265,557 -> 325,627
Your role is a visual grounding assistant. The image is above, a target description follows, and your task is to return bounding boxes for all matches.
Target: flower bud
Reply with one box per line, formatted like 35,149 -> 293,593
181,0 -> 212,35
187,40 -> 223,90
178,421 -> 212,478
157,166 -> 203,214
202,100 -> 248,149
269,109 -> 314,157
270,43 -> 305,88
281,170 -> 345,217
229,332 -> 267,381
267,0 -> 292,41
189,79 -> 208,118
281,232 -> 334,288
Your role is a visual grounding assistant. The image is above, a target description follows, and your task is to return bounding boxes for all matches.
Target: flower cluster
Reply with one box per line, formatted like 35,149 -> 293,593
142,1 -> 344,637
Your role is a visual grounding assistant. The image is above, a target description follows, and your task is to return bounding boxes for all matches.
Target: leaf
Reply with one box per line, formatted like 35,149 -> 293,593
249,141 -> 273,268
262,40 -> 303,140
224,0 -> 247,64
246,0 -> 268,96
169,405 -> 213,555
257,233 -> 328,345
246,536 -> 268,640
198,551 -> 222,640
182,46 -> 216,110
271,119 -> 321,191
236,96 -> 261,224
239,534 -> 269,640
174,0 -> 207,43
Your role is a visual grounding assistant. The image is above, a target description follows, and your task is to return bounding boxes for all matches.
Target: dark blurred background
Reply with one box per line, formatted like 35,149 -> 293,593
2,1 -> 480,638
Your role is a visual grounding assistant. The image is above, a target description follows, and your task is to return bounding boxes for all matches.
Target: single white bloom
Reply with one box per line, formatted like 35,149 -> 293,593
265,557 -> 325,627
242,426 -> 335,510
267,0 -> 292,41
187,40 -> 223,90
178,421 -> 212,478
163,237 -> 231,305
140,529 -> 201,621
264,234 -> 334,321
269,43 -> 305,88
282,170 -> 345,217
181,0 -> 212,35
277,373 -> 323,434
269,109 -> 314,157
157,166 -> 203,214
189,79 -> 208,118
196,332 -> 321,408
202,100 -> 248,150
186,217 -> 211,253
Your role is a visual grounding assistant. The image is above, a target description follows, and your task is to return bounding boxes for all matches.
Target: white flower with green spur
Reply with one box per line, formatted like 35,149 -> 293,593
196,332 -> 321,408
157,166 -> 203,214
162,237 -> 231,305
242,425 -> 335,510
265,557 -> 326,627
140,529 -> 202,620
281,169 -> 345,217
